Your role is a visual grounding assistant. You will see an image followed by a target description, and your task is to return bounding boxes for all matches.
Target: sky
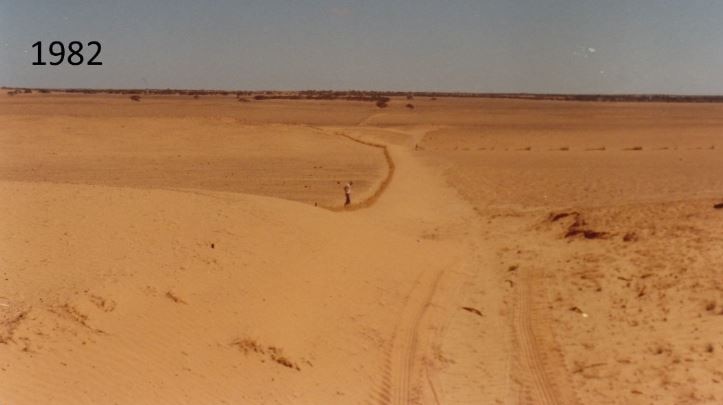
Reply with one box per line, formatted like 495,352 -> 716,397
1,0 -> 723,93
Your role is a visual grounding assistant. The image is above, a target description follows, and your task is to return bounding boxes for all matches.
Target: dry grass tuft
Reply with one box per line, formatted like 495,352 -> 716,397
230,339 -> 301,370
461,306 -> 483,317
165,291 -> 187,304
268,346 -> 300,370
231,338 -> 265,354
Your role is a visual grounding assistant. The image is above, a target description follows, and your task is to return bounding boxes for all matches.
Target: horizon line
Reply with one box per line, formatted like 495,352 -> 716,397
4,86 -> 723,99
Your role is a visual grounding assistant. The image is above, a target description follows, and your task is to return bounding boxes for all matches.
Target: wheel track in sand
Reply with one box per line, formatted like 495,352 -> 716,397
310,125 -> 442,404
322,122 -> 581,404
379,268 -> 444,405
320,123 -> 577,404
513,266 -> 580,405
318,124 -> 576,404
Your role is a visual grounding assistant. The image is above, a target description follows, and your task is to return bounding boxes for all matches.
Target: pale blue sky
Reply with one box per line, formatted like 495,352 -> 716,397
2,0 -> 723,93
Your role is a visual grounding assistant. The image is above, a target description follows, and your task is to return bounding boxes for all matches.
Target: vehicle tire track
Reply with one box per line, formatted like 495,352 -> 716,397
375,269 -> 444,404
513,266 -> 580,405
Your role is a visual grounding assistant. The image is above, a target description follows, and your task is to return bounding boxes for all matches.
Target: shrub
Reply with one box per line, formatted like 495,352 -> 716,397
405,103 -> 415,109
375,96 -> 390,108
130,95 -> 141,102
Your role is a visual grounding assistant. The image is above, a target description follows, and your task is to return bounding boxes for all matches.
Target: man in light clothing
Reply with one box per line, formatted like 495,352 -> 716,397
344,181 -> 353,206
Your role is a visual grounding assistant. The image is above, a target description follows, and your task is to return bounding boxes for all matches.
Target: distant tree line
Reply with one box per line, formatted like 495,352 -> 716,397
4,87 -> 723,103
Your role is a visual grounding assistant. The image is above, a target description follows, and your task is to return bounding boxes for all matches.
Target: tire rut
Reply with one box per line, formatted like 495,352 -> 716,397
375,269 -> 444,405
513,267 -> 580,405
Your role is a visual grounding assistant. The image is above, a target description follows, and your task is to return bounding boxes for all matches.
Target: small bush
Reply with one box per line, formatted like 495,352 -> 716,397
231,338 -> 264,354
405,103 -> 415,109
375,97 -> 390,108
130,95 -> 141,102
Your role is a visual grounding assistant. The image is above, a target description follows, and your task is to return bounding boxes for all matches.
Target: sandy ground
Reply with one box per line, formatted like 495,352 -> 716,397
1,93 -> 723,404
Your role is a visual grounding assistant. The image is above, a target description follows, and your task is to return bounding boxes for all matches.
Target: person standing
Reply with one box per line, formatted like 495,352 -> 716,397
344,181 -> 353,206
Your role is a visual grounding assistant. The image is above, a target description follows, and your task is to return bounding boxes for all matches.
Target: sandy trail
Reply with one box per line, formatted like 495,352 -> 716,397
361,143 -> 472,404
339,128 -> 519,404
351,127 -> 591,404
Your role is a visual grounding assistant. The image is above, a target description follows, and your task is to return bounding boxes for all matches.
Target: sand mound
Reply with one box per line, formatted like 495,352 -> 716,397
0,179 -> 467,404
0,115 -> 388,208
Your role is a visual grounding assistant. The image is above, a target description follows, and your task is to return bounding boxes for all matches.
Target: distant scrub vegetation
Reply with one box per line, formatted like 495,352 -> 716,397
254,92 -> 391,104
6,89 -> 31,96
4,87 -> 723,103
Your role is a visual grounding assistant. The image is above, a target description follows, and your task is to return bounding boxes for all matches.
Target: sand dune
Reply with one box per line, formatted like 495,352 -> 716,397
0,177 -> 473,404
0,117 -> 388,208
2,93 -> 723,404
